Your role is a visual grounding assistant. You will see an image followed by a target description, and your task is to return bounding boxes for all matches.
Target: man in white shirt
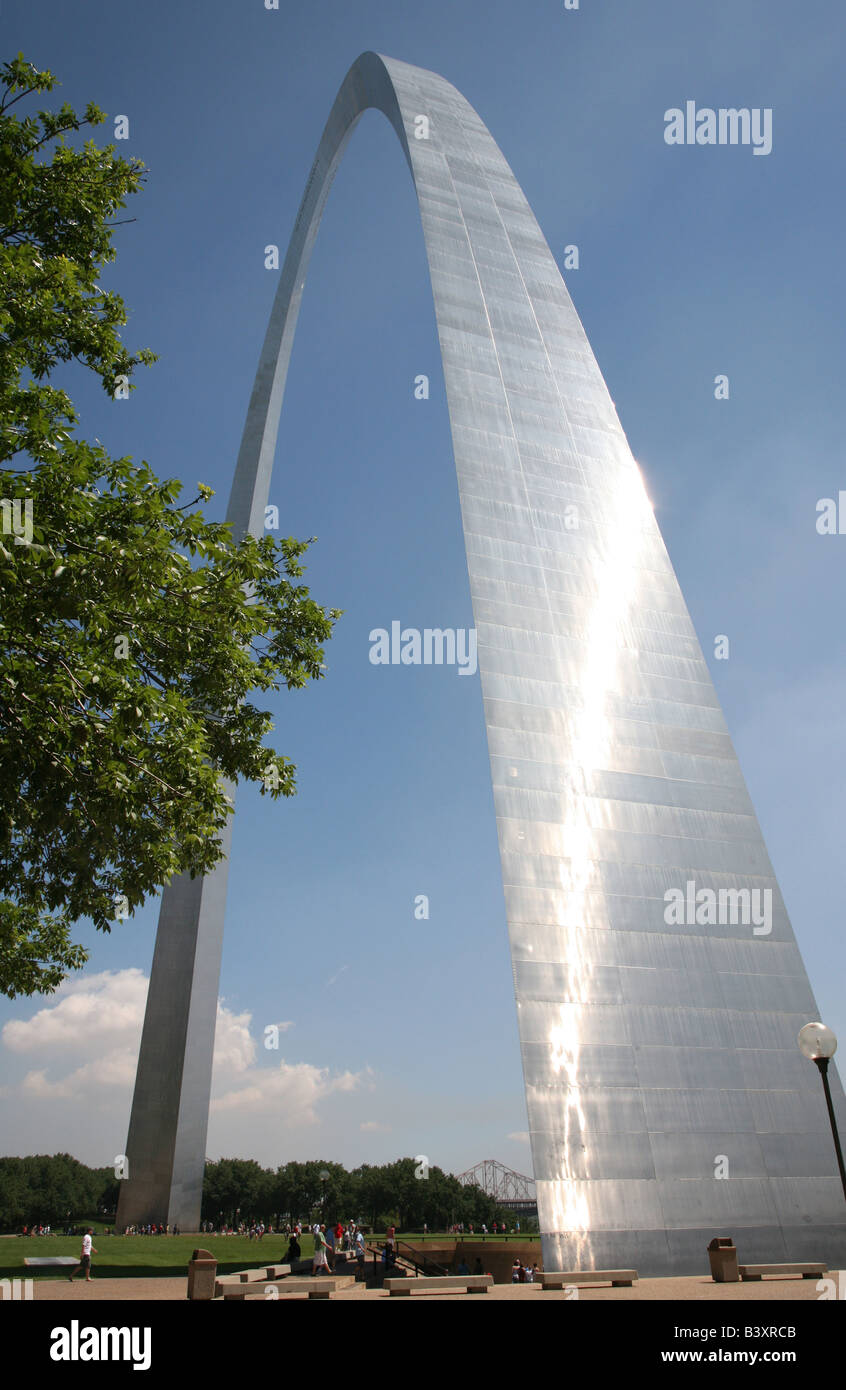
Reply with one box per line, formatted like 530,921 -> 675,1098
312,1225 -> 330,1276
69,1229 -> 98,1282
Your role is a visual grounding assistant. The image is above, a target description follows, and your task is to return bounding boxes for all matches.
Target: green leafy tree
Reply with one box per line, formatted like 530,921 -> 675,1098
89,1163 -> 121,1218
201,1158 -> 274,1226
0,1157 -> 27,1228
354,1161 -> 397,1230
310,1159 -> 353,1224
0,55 -> 340,998
0,1152 -> 106,1228
382,1157 -> 421,1229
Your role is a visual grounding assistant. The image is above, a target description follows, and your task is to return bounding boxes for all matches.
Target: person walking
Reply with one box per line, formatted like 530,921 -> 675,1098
69,1229 -> 98,1283
312,1224 -> 330,1276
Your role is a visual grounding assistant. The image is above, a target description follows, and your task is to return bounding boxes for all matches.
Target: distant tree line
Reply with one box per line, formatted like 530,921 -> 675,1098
0,1154 -> 119,1229
201,1157 -> 515,1231
0,1153 -> 519,1232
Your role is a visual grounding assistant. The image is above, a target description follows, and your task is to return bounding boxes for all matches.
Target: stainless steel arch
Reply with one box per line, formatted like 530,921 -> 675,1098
118,52 -> 846,1275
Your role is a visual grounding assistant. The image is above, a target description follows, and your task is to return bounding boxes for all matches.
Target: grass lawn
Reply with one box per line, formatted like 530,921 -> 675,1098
0,1229 -> 539,1282
0,1233 -> 298,1282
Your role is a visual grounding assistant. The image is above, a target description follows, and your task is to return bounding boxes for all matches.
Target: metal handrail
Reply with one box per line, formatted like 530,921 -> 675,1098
366,1239 -> 450,1278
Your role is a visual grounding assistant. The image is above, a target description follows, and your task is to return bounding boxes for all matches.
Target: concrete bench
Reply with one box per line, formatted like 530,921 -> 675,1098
739,1263 -> 827,1282
24,1257 -> 78,1267
215,1265 -> 291,1288
542,1270 -> 637,1289
222,1278 -> 336,1301
384,1275 -> 492,1296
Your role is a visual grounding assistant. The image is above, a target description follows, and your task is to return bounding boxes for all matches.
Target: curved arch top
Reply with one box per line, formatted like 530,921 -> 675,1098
226,50 -> 616,543
119,53 -> 846,1277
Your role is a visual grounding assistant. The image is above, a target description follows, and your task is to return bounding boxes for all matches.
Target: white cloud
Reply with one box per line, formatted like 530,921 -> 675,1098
212,1005 -> 256,1077
1,968 -> 368,1139
214,1061 -> 363,1124
22,1050 -> 137,1100
359,1120 -> 391,1133
2,968 -> 147,1056
507,1131 -> 530,1143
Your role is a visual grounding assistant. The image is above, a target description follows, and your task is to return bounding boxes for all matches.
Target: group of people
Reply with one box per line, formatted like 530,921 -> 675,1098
452,1256 -> 539,1282
192,1221 -> 276,1236
309,1220 -> 367,1276
446,1220 -> 517,1236
121,1223 -> 180,1235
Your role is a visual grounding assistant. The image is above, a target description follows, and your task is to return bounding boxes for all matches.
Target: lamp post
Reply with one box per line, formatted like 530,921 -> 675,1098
798,1022 -> 846,1202
319,1170 -> 329,1222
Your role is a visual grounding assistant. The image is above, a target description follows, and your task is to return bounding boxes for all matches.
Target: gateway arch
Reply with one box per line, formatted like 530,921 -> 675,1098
117,52 -> 845,1275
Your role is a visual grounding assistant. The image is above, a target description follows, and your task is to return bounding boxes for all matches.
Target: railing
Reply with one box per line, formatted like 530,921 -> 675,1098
366,1239 -> 450,1279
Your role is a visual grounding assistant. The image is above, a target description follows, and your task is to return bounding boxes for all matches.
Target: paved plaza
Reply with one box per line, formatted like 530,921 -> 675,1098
27,1272 -> 840,1302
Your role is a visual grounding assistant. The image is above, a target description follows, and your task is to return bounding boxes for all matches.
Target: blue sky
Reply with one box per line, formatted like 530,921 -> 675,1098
1,0 -> 844,1177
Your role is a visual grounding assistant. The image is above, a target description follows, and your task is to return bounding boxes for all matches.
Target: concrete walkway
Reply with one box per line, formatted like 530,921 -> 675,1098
26,1272 -> 839,1301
